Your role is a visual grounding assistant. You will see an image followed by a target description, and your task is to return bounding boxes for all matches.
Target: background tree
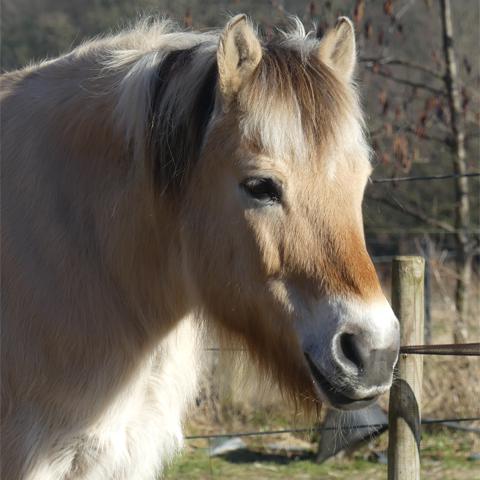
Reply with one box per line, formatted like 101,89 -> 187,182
439,0 -> 473,342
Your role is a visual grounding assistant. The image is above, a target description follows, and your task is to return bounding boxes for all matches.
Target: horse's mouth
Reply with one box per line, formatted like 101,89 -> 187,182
304,352 -> 376,410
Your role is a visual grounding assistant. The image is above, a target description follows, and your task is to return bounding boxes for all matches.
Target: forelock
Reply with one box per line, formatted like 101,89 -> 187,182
237,38 -> 364,161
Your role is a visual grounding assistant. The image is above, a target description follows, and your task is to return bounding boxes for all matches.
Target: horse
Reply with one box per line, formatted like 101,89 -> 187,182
0,14 -> 400,479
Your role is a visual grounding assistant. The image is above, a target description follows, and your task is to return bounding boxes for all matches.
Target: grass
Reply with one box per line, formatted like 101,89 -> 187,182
164,430 -> 479,479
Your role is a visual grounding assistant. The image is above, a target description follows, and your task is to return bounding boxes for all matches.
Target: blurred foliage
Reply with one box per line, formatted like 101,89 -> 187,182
2,0 -> 479,253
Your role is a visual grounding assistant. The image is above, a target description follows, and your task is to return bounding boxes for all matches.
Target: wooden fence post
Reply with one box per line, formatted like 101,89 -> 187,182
423,237 -> 432,345
388,256 -> 425,480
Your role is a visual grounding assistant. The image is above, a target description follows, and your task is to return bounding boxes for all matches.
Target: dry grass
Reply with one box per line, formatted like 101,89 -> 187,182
421,260 -> 479,420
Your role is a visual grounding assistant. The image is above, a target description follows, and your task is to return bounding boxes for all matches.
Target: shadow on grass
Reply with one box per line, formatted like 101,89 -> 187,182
217,449 -> 316,465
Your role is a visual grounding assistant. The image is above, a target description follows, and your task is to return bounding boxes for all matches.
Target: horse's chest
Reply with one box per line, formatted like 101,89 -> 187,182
76,375 -> 181,479
72,321 -> 200,479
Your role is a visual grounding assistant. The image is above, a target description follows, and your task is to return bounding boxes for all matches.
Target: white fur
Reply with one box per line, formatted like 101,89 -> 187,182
239,92 -> 309,161
12,318 -> 201,480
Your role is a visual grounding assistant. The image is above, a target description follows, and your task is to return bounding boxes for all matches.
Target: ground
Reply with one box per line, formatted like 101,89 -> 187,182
164,430 -> 479,479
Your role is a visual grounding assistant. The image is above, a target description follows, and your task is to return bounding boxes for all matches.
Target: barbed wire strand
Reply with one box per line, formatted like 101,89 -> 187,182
185,417 -> 480,440
400,343 -> 480,356
205,343 -> 480,355
371,172 -> 480,183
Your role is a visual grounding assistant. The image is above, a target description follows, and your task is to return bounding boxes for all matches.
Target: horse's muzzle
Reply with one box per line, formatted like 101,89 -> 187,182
298,296 -> 400,409
304,328 -> 399,410
304,352 -> 377,410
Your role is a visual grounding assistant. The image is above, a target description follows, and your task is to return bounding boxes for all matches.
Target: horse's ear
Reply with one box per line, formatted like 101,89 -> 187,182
316,17 -> 356,82
217,14 -> 262,105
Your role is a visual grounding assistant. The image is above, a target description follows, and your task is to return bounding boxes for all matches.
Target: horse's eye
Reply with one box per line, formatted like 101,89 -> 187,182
241,177 -> 282,204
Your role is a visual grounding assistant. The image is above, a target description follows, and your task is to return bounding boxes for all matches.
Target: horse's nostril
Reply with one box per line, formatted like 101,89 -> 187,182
336,331 -> 399,387
339,333 -> 365,372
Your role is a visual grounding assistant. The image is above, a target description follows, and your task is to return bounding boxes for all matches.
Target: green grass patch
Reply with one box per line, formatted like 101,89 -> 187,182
163,430 -> 479,479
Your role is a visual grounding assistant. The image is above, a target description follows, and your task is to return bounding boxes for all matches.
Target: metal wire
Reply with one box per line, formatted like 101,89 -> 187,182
185,417 -> 480,440
206,343 -> 480,355
196,343 -> 480,440
400,343 -> 480,356
371,172 -> 480,183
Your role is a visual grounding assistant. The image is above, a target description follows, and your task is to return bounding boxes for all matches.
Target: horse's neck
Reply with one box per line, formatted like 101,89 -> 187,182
62,48 -> 197,325
3,37 -> 195,345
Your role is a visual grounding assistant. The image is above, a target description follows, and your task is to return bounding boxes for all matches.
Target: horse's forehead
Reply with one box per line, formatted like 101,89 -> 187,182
237,103 -> 369,179
236,76 -> 366,166
238,96 -> 309,161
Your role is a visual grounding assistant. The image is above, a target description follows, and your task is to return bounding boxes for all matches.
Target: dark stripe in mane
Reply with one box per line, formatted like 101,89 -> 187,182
148,46 -> 217,193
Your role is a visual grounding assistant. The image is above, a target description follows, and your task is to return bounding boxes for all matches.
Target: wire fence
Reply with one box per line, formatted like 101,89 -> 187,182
205,343 -> 480,355
371,252 -> 458,263
185,417 -> 480,440
195,342 -> 479,445
370,172 -> 480,183
400,342 -> 480,356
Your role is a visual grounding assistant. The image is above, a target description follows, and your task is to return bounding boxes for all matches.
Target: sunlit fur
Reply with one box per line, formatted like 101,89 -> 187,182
1,17 -> 395,479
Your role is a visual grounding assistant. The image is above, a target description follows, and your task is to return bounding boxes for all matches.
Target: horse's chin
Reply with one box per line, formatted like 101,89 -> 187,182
304,352 -> 378,411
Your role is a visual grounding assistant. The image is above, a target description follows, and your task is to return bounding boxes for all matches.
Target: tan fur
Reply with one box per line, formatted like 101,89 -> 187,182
317,17 -> 357,80
1,16 -> 394,479
217,15 -> 262,104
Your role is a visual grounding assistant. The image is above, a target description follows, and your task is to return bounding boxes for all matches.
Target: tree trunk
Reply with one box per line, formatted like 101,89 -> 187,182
439,0 -> 472,343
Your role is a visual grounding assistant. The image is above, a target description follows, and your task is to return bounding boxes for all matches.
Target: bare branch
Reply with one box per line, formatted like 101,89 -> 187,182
366,192 -> 456,233
403,126 -> 450,144
440,0 -> 472,342
370,126 -> 448,145
360,56 -> 444,80
365,67 -> 446,96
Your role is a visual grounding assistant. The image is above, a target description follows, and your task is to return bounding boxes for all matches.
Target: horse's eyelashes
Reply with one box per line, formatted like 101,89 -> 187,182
241,177 -> 282,204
